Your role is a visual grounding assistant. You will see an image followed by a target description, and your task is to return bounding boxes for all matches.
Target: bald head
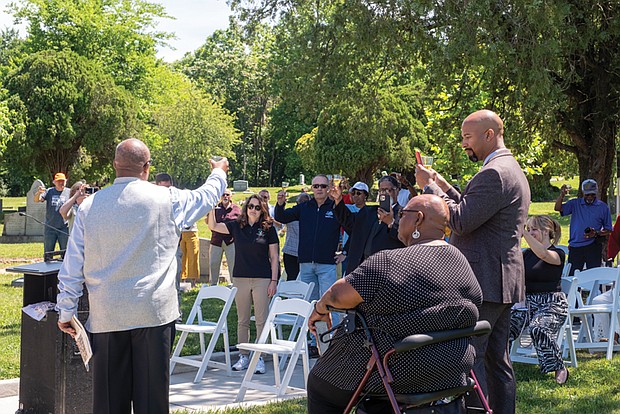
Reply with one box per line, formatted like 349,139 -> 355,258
114,138 -> 151,179
461,110 -> 505,162
408,194 -> 449,230
463,110 -> 504,139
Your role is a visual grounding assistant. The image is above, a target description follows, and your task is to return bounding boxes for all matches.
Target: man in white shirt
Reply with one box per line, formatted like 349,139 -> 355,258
56,138 -> 228,414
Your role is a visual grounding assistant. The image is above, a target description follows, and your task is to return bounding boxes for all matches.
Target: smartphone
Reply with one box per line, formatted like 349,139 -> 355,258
85,187 -> 98,195
379,194 -> 391,212
415,150 -> 423,165
315,321 -> 330,356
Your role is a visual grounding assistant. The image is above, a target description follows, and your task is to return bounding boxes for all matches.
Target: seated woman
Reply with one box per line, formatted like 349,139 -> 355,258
509,215 -> 569,384
306,195 -> 483,414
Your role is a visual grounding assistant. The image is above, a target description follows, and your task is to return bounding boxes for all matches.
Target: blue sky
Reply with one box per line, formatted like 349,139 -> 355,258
0,0 -> 233,62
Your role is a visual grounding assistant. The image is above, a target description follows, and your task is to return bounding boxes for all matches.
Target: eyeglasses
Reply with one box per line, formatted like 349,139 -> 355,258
351,190 -> 366,196
312,184 -> 328,189
398,209 -> 420,218
143,160 -> 152,168
247,204 -> 261,211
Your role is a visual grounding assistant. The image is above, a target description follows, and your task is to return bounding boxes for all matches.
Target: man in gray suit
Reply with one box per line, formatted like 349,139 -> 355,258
416,110 -> 530,414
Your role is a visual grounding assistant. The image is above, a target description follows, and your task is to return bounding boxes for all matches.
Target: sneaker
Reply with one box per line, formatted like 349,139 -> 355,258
232,355 -> 250,371
255,357 -> 266,374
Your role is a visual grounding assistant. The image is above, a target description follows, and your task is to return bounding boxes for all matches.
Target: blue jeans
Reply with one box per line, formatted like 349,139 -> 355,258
299,262 -> 339,344
44,226 -> 69,255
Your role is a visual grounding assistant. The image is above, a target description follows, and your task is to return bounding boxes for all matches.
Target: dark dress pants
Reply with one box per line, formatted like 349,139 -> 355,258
568,242 -> 602,275
466,302 -> 515,414
91,322 -> 175,414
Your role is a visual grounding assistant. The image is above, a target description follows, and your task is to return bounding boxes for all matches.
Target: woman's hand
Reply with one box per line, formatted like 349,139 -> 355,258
268,280 -> 278,297
308,307 -> 332,337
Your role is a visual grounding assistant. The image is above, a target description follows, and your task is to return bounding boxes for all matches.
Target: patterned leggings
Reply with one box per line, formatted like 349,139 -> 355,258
509,292 -> 568,373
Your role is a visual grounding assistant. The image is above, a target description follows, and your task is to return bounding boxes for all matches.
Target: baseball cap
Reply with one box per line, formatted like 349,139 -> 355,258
581,179 -> 598,195
351,182 -> 369,193
54,172 -> 66,181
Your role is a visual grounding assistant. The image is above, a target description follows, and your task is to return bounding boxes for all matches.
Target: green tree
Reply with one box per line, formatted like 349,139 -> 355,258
178,20 -> 276,184
148,71 -> 240,188
297,85 -> 427,183
3,49 -> 140,185
9,0 -> 171,97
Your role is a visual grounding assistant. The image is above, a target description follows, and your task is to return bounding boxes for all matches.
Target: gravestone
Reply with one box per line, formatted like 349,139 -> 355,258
25,180 -> 46,236
233,180 -> 248,192
199,238 -> 211,281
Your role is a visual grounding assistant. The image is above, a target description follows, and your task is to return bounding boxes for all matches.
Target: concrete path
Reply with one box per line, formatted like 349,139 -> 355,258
0,353 -> 313,413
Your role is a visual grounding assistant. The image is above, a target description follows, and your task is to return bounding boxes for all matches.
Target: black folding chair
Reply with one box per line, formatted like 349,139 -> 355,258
322,308 -> 493,414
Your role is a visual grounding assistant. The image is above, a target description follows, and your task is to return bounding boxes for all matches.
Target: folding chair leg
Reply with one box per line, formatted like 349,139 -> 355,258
235,352 -> 262,403
194,331 -> 221,383
278,351 -> 301,397
301,348 -> 309,389
273,353 -> 281,387
223,326 -> 232,376
170,331 -> 189,373
565,325 -> 578,368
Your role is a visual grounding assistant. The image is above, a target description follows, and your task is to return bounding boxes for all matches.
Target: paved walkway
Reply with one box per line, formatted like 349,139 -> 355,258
0,352 -> 313,412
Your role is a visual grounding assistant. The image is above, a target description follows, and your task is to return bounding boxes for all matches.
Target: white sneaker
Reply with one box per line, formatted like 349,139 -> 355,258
255,357 -> 266,374
232,355 -> 250,371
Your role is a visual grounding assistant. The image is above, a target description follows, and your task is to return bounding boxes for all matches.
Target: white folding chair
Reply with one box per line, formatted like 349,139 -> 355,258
271,280 -> 315,340
570,267 -> 620,359
510,276 -> 578,368
170,285 -> 238,382
235,297 -> 314,402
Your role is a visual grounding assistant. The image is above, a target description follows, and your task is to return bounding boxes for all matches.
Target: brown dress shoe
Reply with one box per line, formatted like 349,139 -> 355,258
555,367 -> 569,385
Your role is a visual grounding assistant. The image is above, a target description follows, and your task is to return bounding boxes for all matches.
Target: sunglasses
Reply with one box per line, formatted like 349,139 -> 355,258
312,184 -> 328,189
351,190 -> 366,196
398,209 -> 420,218
143,159 -> 152,168
223,194 -> 231,197
247,204 -> 261,211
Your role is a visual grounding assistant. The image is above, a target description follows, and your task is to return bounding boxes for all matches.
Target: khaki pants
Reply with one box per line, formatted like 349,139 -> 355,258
210,241 -> 235,285
233,277 -> 271,355
180,231 -> 200,281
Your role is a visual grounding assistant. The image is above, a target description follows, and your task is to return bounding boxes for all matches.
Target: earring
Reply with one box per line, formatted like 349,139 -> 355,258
412,228 -> 420,239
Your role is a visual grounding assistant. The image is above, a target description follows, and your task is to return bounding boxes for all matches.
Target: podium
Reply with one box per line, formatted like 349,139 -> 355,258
7,262 -> 92,414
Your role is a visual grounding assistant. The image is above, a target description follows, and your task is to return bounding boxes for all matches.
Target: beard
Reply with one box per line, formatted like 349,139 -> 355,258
466,149 -> 479,162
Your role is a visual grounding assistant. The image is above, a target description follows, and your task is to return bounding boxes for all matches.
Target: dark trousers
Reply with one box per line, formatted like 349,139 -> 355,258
43,226 -> 68,254
283,253 -> 300,280
307,371 -> 355,414
467,302 -> 515,414
91,322 -> 175,414
568,242 -> 602,275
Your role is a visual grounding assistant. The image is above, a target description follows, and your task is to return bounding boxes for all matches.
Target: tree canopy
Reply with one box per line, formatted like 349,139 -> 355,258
3,49 -> 140,183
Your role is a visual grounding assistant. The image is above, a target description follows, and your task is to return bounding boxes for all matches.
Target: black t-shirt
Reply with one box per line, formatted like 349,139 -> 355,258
523,246 -> 565,293
225,220 -> 279,279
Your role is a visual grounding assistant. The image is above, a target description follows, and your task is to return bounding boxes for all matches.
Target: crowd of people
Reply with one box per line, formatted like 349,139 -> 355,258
49,108 -> 620,414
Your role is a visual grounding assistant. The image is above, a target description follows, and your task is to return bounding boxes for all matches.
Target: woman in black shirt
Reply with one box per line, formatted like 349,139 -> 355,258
207,194 -> 279,375
509,215 -> 569,384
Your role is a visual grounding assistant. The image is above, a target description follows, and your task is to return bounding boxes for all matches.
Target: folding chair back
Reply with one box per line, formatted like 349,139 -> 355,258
235,297 -> 314,402
570,267 -> 620,359
170,285 -> 238,382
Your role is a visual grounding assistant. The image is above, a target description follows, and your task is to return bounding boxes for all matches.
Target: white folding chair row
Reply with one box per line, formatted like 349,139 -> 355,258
170,285 -> 238,383
569,267 -> 620,359
235,297 -> 314,402
509,276 -> 578,368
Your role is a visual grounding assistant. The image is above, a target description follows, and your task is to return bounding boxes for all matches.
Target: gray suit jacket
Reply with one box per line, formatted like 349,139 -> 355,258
426,148 -> 530,304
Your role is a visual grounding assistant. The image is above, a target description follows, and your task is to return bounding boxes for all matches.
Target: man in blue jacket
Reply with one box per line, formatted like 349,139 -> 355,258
275,174 -> 341,310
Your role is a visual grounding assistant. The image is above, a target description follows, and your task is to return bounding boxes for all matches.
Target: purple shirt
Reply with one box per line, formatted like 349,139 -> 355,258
561,198 -> 612,247
210,202 -> 241,246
